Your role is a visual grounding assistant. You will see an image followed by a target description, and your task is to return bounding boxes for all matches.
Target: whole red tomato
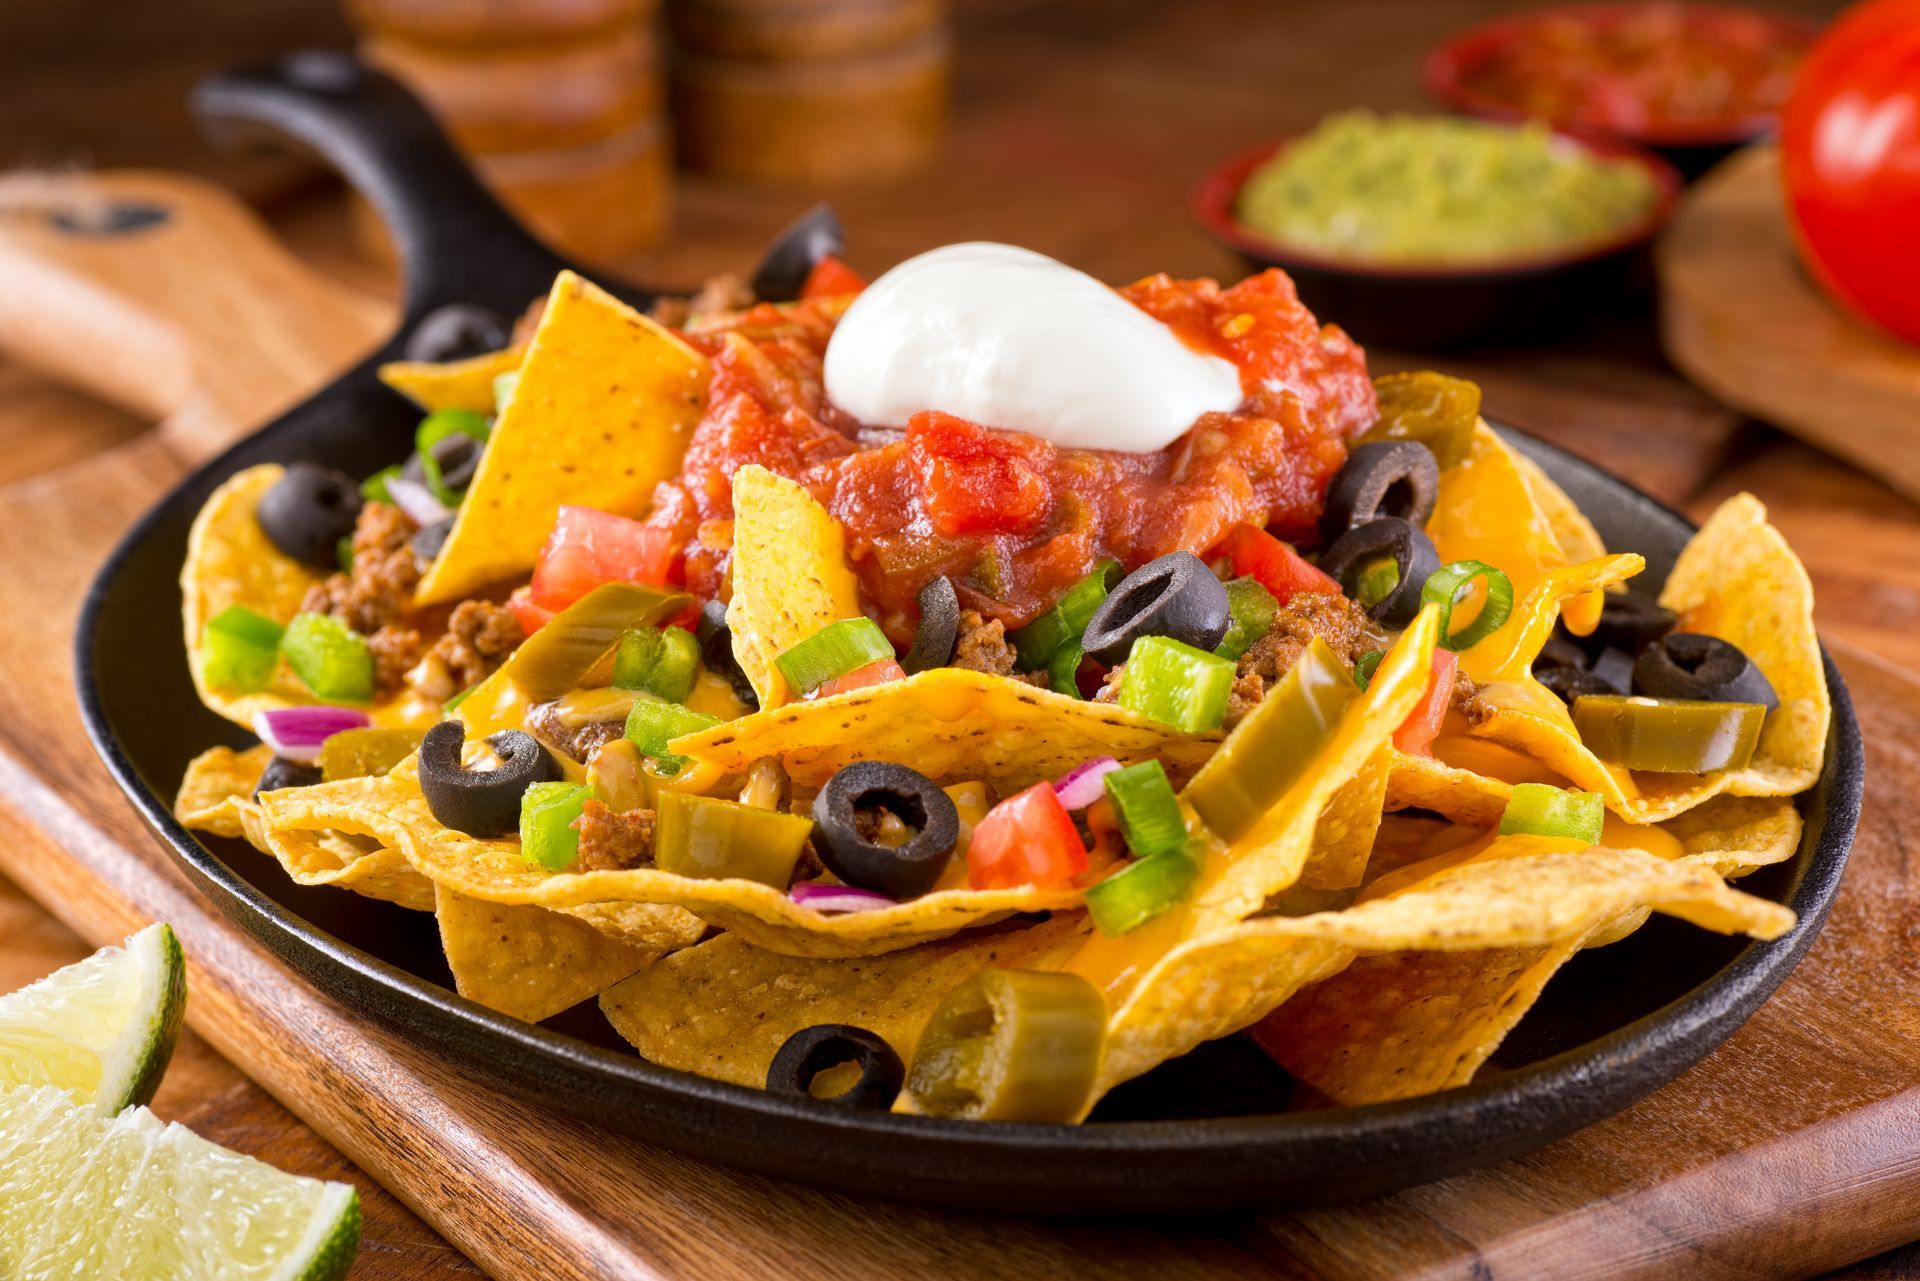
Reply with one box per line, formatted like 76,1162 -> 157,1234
1779,0 -> 1920,345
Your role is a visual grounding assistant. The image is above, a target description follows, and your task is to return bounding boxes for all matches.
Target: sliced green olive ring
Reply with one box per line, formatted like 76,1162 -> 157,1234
907,969 -> 1107,1122
766,1024 -> 903,1110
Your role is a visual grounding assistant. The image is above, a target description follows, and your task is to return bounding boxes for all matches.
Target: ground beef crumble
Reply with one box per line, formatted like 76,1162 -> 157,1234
429,600 -> 524,690
950,609 -> 1047,686
1224,592 -> 1386,728
648,273 -> 757,330
573,800 -> 655,872
525,700 -> 627,764
300,501 -> 421,637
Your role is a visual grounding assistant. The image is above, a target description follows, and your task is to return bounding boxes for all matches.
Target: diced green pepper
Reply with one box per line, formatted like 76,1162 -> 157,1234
359,466 -> 400,505
1047,641 -> 1085,698
1572,695 -> 1767,774
1012,560 -> 1121,669
612,626 -> 700,702
1102,760 -> 1187,858
504,582 -> 689,702
280,613 -> 374,703
519,781 -> 591,871
199,605 -> 284,694
1498,782 -> 1603,843
1083,848 -> 1199,935
1118,636 -> 1236,734
624,700 -> 721,774
654,790 -> 814,887
773,617 -> 894,695
318,727 -> 422,782
1184,637 -> 1356,842
1421,560 -> 1514,651
1214,576 -> 1278,662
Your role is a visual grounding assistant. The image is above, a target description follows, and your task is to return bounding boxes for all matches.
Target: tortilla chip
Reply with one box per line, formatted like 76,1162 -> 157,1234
673,666 -> 1221,792
726,465 -> 865,710
1513,448 -> 1607,564
1664,794 -> 1804,879
433,886 -> 664,1022
601,914 -> 1089,1087
1384,751 -> 1511,827
1463,496 -> 1827,823
552,900 -> 709,953
415,271 -> 709,605
175,746 -> 435,911
256,770 -> 1077,958
378,345 -> 524,415
1090,845 -> 1792,1101
1299,751 -> 1391,891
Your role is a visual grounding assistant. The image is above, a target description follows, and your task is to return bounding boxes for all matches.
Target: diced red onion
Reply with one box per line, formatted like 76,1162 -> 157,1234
790,882 -> 897,914
252,706 -> 371,763
385,476 -> 451,527
1053,756 -> 1121,810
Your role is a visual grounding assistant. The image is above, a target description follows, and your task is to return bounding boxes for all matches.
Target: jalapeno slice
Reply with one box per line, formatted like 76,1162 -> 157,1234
654,789 -> 815,887
1571,695 -> 1767,774
318,727 -> 423,782
907,969 -> 1107,1122
1184,637 -> 1356,842
505,582 -> 691,702
1359,370 -> 1481,468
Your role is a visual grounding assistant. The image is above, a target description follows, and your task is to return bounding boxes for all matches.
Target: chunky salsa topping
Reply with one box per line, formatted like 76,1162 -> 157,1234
641,270 -> 1374,639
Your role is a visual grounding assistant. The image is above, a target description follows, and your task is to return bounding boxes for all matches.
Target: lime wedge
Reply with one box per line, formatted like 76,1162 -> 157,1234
0,1084 -> 361,1280
0,923 -> 186,1114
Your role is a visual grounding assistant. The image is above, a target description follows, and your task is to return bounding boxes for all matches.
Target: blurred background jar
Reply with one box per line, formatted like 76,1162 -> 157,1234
346,0 -> 673,264
666,0 -> 949,184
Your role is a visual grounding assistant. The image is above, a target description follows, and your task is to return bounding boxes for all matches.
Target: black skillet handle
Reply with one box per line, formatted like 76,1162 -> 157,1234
191,52 -> 652,336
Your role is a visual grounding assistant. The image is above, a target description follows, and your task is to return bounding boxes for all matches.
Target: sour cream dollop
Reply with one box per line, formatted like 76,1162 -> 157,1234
822,242 -> 1244,453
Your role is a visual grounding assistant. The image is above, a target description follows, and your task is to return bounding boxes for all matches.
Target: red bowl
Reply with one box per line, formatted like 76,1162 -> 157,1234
1424,3 -> 1819,174
1191,130 -> 1682,348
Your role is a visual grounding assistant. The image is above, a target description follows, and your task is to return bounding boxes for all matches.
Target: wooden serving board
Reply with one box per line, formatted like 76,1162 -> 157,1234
1659,145 -> 1920,505
4,169 -> 1920,1281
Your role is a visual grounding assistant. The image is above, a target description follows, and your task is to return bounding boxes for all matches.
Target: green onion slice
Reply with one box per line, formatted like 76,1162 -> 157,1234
1215,577 -> 1278,662
1084,848 -> 1199,936
1498,782 -> 1603,844
1102,760 -> 1187,858
1048,642 -> 1085,699
359,465 -> 401,505
1012,560 -> 1121,670
1118,636 -> 1236,734
774,617 -> 895,695
1353,649 -> 1385,690
1420,559 -> 1514,651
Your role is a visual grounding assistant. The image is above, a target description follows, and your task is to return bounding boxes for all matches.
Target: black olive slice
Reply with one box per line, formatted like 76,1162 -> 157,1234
1318,440 -> 1440,542
403,302 -> 510,364
427,432 -> 481,493
1317,517 -> 1440,628
811,761 -> 959,900
1589,646 -> 1636,695
903,576 -> 960,674
1580,592 -> 1676,659
1539,666 -> 1620,704
417,721 -> 561,838
257,462 -> 364,569
254,756 -> 322,800
1537,633 -> 1588,673
697,598 -> 760,709
766,1024 -> 904,1110
411,516 -> 455,565
748,202 -> 847,303
1632,632 -> 1780,710
1080,552 -> 1230,665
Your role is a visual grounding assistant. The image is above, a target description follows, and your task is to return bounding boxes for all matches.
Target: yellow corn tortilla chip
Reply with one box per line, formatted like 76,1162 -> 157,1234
378,344 -> 524,415
180,465 -> 442,729
1384,750 -> 1512,827
433,885 -> 666,1023
1513,448 -> 1607,564
1460,496 -> 1827,823
174,746 -> 435,911
1298,751 -> 1391,891
1664,794 -> 1804,879
415,271 -> 710,605
256,770 -> 1077,958
1088,845 -> 1792,1104
601,914 -> 1090,1087
554,901 -> 710,953
674,666 -> 1221,792
726,465 -> 865,710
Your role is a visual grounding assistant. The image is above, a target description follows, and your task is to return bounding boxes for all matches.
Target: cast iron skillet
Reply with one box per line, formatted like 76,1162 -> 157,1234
76,53 -> 1861,1216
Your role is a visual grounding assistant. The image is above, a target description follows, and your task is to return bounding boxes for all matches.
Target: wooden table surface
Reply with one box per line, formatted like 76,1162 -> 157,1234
7,0 -> 1916,1276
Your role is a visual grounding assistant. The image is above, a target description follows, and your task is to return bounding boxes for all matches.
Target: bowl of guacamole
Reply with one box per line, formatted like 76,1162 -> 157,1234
1193,111 -> 1680,346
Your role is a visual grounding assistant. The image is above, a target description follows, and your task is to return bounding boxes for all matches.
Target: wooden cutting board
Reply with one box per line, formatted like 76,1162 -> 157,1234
3,170 -> 1919,1281
1659,144 -> 1920,505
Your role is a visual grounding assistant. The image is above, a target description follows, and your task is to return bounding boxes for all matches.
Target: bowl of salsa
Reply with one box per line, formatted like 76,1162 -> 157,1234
1192,112 -> 1680,348
1425,3 -> 1818,176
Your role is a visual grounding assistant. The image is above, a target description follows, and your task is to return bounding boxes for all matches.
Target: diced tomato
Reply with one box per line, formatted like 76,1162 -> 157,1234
1221,523 -> 1339,603
815,657 -> 905,698
908,411 -> 1052,538
1393,647 -> 1459,757
800,255 -> 867,300
966,782 -> 1089,890
530,505 -> 679,611
507,585 -> 555,635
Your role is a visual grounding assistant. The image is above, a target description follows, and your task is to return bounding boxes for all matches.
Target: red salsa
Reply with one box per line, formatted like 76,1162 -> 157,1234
642,270 -> 1374,641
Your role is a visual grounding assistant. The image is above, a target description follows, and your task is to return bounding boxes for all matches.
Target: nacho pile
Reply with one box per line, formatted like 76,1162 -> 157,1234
172,240 -> 1825,1127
